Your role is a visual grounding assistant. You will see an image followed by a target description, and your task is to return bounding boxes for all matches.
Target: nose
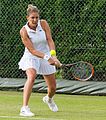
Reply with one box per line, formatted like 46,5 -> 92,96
34,18 -> 37,22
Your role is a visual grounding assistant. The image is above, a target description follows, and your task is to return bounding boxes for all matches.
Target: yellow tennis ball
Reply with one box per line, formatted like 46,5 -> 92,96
50,50 -> 56,56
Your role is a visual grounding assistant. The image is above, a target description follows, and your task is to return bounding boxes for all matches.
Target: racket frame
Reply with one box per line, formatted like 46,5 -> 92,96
60,61 -> 94,81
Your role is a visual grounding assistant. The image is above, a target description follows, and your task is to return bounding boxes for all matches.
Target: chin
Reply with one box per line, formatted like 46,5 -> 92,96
33,23 -> 38,26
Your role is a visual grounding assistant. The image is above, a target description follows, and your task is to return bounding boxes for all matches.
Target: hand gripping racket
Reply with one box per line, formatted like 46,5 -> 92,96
60,61 -> 94,81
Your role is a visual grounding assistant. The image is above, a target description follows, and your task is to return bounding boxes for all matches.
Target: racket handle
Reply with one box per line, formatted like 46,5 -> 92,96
55,63 -> 63,68
60,63 -> 63,67
57,63 -> 63,68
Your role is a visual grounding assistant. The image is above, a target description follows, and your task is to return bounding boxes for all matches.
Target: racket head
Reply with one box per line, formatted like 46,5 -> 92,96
61,61 -> 94,81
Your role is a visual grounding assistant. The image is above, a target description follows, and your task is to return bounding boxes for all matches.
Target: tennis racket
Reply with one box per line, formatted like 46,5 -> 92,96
60,61 -> 94,81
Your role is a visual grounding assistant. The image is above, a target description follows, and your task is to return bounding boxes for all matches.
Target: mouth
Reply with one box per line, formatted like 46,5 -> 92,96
32,22 -> 37,25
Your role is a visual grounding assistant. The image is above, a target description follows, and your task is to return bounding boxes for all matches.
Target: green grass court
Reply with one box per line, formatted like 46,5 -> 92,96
0,91 -> 106,120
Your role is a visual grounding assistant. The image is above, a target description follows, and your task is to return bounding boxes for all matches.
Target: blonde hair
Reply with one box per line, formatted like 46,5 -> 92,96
27,4 -> 39,16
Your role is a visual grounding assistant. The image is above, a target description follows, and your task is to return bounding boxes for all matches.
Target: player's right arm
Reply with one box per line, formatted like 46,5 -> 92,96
20,27 -> 45,58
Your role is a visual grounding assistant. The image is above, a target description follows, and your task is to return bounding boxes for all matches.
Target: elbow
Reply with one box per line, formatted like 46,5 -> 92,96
28,48 -> 35,55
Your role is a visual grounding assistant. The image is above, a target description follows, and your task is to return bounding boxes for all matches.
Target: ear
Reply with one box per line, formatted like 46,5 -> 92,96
26,16 -> 29,20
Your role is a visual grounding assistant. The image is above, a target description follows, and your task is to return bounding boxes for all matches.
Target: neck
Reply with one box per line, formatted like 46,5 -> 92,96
28,23 -> 38,31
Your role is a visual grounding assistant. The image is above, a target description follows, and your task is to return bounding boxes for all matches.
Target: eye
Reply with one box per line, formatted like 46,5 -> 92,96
31,17 -> 35,19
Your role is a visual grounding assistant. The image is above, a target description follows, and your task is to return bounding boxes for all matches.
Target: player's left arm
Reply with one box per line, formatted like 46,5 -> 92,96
41,19 -> 61,67
40,19 -> 55,50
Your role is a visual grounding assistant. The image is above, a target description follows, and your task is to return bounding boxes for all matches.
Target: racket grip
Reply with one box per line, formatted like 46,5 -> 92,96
55,62 -> 63,68
60,63 -> 63,67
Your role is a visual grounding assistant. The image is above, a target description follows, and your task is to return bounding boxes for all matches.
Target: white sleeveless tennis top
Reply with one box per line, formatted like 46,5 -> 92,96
18,20 -> 56,75
24,20 -> 50,58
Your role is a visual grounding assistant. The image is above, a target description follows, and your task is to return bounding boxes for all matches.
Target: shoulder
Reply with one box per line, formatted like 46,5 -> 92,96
40,19 -> 50,31
20,26 -> 27,36
40,19 -> 48,25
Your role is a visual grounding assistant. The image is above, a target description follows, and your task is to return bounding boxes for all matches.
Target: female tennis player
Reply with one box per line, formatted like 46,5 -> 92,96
18,4 -> 61,116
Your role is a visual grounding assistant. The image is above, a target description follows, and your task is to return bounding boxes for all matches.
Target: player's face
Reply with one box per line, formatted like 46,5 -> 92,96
27,12 -> 39,29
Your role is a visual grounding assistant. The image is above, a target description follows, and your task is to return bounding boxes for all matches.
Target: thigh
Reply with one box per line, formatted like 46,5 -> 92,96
26,68 -> 37,81
43,74 -> 56,87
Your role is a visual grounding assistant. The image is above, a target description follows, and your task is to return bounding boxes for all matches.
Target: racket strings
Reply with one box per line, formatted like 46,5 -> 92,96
71,63 -> 92,80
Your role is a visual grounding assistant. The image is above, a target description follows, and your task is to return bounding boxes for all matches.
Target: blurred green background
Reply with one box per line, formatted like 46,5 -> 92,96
0,0 -> 106,81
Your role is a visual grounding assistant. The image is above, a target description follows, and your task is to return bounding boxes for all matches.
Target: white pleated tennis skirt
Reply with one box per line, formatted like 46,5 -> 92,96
18,53 -> 56,75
